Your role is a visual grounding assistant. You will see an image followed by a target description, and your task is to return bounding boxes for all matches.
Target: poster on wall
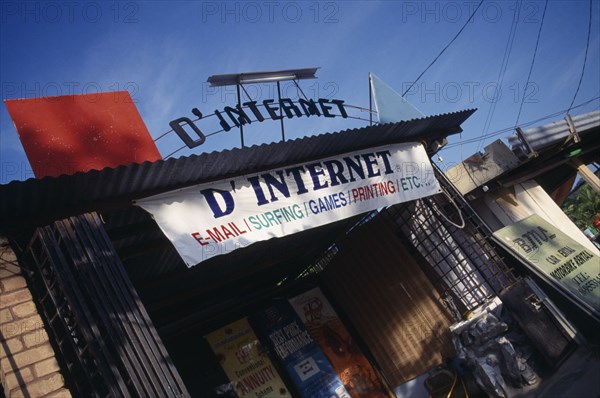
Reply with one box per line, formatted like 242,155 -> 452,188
136,142 -> 440,266
494,214 -> 600,314
289,287 -> 389,398
250,300 -> 351,398
205,317 -> 292,398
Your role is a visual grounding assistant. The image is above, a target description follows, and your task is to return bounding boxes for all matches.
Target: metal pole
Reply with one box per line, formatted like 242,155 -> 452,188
237,84 -> 244,147
277,81 -> 285,142
369,73 -> 373,126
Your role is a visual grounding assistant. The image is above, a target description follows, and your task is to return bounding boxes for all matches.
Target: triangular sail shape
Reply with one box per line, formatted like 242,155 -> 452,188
370,72 -> 424,124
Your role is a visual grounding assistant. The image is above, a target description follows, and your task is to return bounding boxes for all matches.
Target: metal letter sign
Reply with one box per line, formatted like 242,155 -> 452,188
170,98 -> 348,149
136,142 -> 441,267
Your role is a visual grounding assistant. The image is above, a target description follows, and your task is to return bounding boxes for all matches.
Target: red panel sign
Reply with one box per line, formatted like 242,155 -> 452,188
5,91 -> 162,178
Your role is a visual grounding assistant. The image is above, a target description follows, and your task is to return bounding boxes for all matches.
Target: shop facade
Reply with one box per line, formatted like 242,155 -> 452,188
0,108 -> 593,397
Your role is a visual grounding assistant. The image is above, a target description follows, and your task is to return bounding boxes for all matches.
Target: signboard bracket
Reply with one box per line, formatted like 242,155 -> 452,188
277,81 -> 286,142
237,84 -> 245,147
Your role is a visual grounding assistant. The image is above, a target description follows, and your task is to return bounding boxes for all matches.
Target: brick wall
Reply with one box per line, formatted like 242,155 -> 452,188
0,238 -> 71,398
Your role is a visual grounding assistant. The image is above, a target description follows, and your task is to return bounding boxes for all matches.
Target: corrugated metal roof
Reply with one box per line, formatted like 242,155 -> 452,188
0,109 -> 475,231
509,110 -> 600,159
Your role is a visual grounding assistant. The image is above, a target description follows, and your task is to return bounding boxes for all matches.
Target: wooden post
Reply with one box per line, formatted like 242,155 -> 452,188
570,158 -> 600,194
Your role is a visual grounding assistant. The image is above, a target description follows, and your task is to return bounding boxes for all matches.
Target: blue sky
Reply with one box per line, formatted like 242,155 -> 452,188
1,0 -> 599,184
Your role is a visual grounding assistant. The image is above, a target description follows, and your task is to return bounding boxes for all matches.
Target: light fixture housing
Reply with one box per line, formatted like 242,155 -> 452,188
207,67 -> 319,87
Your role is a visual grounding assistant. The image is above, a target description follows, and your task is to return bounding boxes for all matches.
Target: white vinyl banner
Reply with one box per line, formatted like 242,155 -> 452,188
136,142 -> 441,266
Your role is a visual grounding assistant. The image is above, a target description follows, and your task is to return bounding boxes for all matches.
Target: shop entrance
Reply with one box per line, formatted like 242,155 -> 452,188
18,168 -> 517,397
158,210 -> 458,396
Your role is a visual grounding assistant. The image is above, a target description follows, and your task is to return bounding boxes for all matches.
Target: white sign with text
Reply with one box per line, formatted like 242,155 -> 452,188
136,142 -> 440,266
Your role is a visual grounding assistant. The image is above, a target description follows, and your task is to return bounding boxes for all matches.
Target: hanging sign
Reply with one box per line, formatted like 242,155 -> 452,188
205,318 -> 291,398
289,288 -> 389,398
136,142 -> 440,266
493,214 -> 600,313
250,300 -> 350,398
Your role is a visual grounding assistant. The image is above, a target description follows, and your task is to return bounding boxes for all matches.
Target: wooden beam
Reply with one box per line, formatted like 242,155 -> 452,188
570,158 -> 600,194
497,141 -> 600,189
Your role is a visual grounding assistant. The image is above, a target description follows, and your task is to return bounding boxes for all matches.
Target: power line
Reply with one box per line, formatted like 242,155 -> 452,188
567,0 -> 593,114
478,0 -> 522,152
401,0 -> 484,97
443,95 -> 600,149
447,96 -> 599,148
514,0 -> 549,127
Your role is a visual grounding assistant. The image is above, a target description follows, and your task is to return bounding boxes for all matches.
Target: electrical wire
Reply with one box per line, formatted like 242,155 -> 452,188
293,79 -> 309,101
478,0 -> 522,152
567,0 -> 593,114
431,188 -> 466,229
444,95 -> 600,149
514,0 -> 549,127
402,0 -> 484,97
241,84 -> 253,101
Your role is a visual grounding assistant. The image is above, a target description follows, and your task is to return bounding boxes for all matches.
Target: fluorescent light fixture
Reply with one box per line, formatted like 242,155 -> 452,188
208,67 -> 319,87
238,74 -> 297,84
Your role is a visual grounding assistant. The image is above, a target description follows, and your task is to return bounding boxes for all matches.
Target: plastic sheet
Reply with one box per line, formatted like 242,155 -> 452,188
451,307 -> 538,397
